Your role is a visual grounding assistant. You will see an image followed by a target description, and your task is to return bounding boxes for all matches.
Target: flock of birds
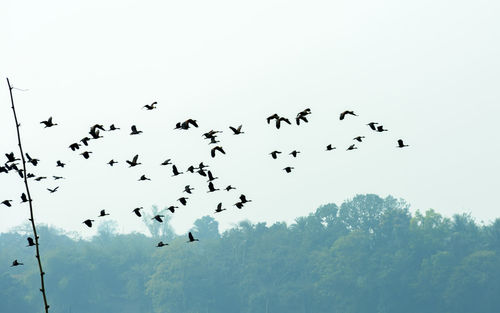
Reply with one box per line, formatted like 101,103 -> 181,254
2,103 -> 409,267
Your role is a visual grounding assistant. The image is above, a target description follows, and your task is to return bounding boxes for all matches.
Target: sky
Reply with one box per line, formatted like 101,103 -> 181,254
1,0 -> 499,237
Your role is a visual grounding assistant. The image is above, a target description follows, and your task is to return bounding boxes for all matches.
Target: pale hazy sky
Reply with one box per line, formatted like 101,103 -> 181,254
1,0 -> 499,236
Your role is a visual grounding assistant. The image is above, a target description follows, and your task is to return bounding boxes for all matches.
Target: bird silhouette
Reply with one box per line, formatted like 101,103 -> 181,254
80,137 -> 91,146
34,177 -> 47,181
40,117 -> 57,128
83,219 -> 94,227
47,187 -> 59,193
207,182 -> 219,193
166,206 -> 177,213
89,128 -> 103,139
2,200 -> 12,207
198,162 -> 209,170
98,209 -> 110,217
161,159 -> 172,166
207,170 -> 218,182
240,194 -> 252,203
27,173 -> 36,179
234,202 -> 244,209
376,125 -> 388,132
211,146 -> 225,158
132,207 -> 143,217
27,237 -> 35,247
347,144 -> 358,151
267,113 -> 279,124
157,241 -> 168,247
138,174 -> 151,181
270,151 -> 282,159
182,119 -> 199,129
143,101 -> 157,110
20,193 -> 28,203
69,143 -> 81,151
208,137 -> 220,145
339,110 -> 358,120
197,168 -> 207,177
367,122 -> 379,131
178,197 -> 188,206
80,151 -> 92,159
215,202 -> 226,213
283,167 -> 294,173
152,215 -> 164,222
109,124 -> 120,131
172,165 -> 183,176
225,185 -> 236,191
353,136 -> 365,142
289,150 -> 300,157
229,125 -> 244,135
5,152 -> 19,163
202,130 -> 222,139
184,185 -> 195,194
126,155 -> 141,167
187,232 -> 199,242
296,108 -> 311,125
130,125 -> 143,135
25,153 -> 39,166
108,159 -> 118,166
187,165 -> 195,173
11,259 -> 23,267
56,160 -> 66,168
53,176 -> 64,180
397,139 -> 409,148
276,117 -> 291,129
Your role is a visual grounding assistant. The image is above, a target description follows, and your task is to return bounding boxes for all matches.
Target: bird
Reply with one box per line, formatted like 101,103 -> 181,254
187,232 -> 199,242
276,117 -> 291,129
25,153 -> 39,166
20,193 -> 28,203
152,215 -> 164,222
283,166 -> 294,173
80,151 -> 92,159
172,165 -> 183,176
126,155 -> 141,167
184,185 -> 194,194
208,137 -> 220,145
225,185 -> 236,191
270,151 -> 282,159
143,101 -> 157,110
34,177 -> 47,181
229,125 -> 244,135
339,110 -> 358,120
132,207 -> 143,217
80,137 -> 91,146
11,260 -> 23,267
156,241 -> 168,247
207,182 -> 219,193
178,197 -> 188,206
83,219 -> 94,228
161,159 -> 172,166
56,160 -> 66,168
198,162 -> 209,170
207,170 -> 218,182
296,108 -> 311,125
353,136 -> 365,142
69,143 -> 81,151
5,152 -> 19,163
108,159 -> 118,166
0,166 -> 8,174
98,209 -> 110,217
234,202 -> 244,209
40,117 -> 57,128
27,237 -> 35,247
211,146 -> 225,158
181,119 -> 198,129
214,202 -> 226,213
89,128 -> 103,139
130,125 -> 143,135
53,176 -> 64,180
166,206 -> 177,213
91,124 -> 106,132
187,165 -> 195,173
346,144 -> 358,151
109,124 -> 120,131
267,113 -> 279,124
197,169 -> 207,177
397,139 -> 409,148
367,122 -> 379,131
47,187 -> 59,193
1,200 -> 12,207
289,150 -> 300,158
174,122 -> 182,130
376,125 -> 388,132
240,194 -> 252,203
138,174 -> 151,181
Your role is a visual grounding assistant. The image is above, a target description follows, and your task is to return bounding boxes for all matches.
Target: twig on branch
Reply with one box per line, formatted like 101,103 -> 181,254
6,78 -> 50,313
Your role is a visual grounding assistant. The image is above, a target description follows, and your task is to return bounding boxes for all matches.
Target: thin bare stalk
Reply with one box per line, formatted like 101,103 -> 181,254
6,78 -> 50,313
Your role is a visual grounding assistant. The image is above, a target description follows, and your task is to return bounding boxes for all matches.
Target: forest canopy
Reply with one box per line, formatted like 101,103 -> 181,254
1,194 -> 499,313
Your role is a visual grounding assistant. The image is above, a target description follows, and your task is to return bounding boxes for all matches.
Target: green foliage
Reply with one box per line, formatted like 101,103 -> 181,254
1,196 -> 499,313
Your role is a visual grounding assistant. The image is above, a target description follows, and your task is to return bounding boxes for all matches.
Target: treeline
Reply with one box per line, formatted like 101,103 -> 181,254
1,194 -> 499,313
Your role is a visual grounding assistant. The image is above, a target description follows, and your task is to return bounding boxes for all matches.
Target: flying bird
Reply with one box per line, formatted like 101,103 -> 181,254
80,137 -> 91,146
367,122 -> 379,131
20,193 -> 28,203
138,174 -> 151,181
83,219 -> 94,228
132,207 -> 143,217
184,185 -> 195,194
152,215 -> 164,222
339,110 -> 358,120
211,146 -> 225,158
172,165 -> 183,176
215,202 -> 226,213
240,194 -> 252,203
289,150 -> 300,158
53,176 -> 64,180
69,143 -> 81,151
126,155 -> 141,167
47,187 -> 59,193
397,139 -> 409,148
376,125 -> 388,132
157,241 -> 168,247
187,232 -> 199,242
270,151 -> 282,159
178,197 -> 188,206
283,167 -> 294,173
161,159 -> 172,166
5,152 -> 19,163
27,237 -> 35,247
225,185 -> 236,191
130,125 -> 143,135
109,124 -> 120,131
267,113 -> 279,124
11,260 -> 23,267
234,202 -> 244,209
166,206 -> 177,213
207,182 -> 219,193
207,170 -> 218,182
34,177 -> 47,181
1,200 -> 12,207
108,159 -> 118,166
98,209 -> 110,217
80,151 -> 92,159
229,125 -> 244,135
56,160 -> 66,168
346,144 -> 358,151
187,165 -> 195,173
40,117 -> 57,128
25,153 -> 39,166
143,101 -> 157,110
353,136 -> 365,142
